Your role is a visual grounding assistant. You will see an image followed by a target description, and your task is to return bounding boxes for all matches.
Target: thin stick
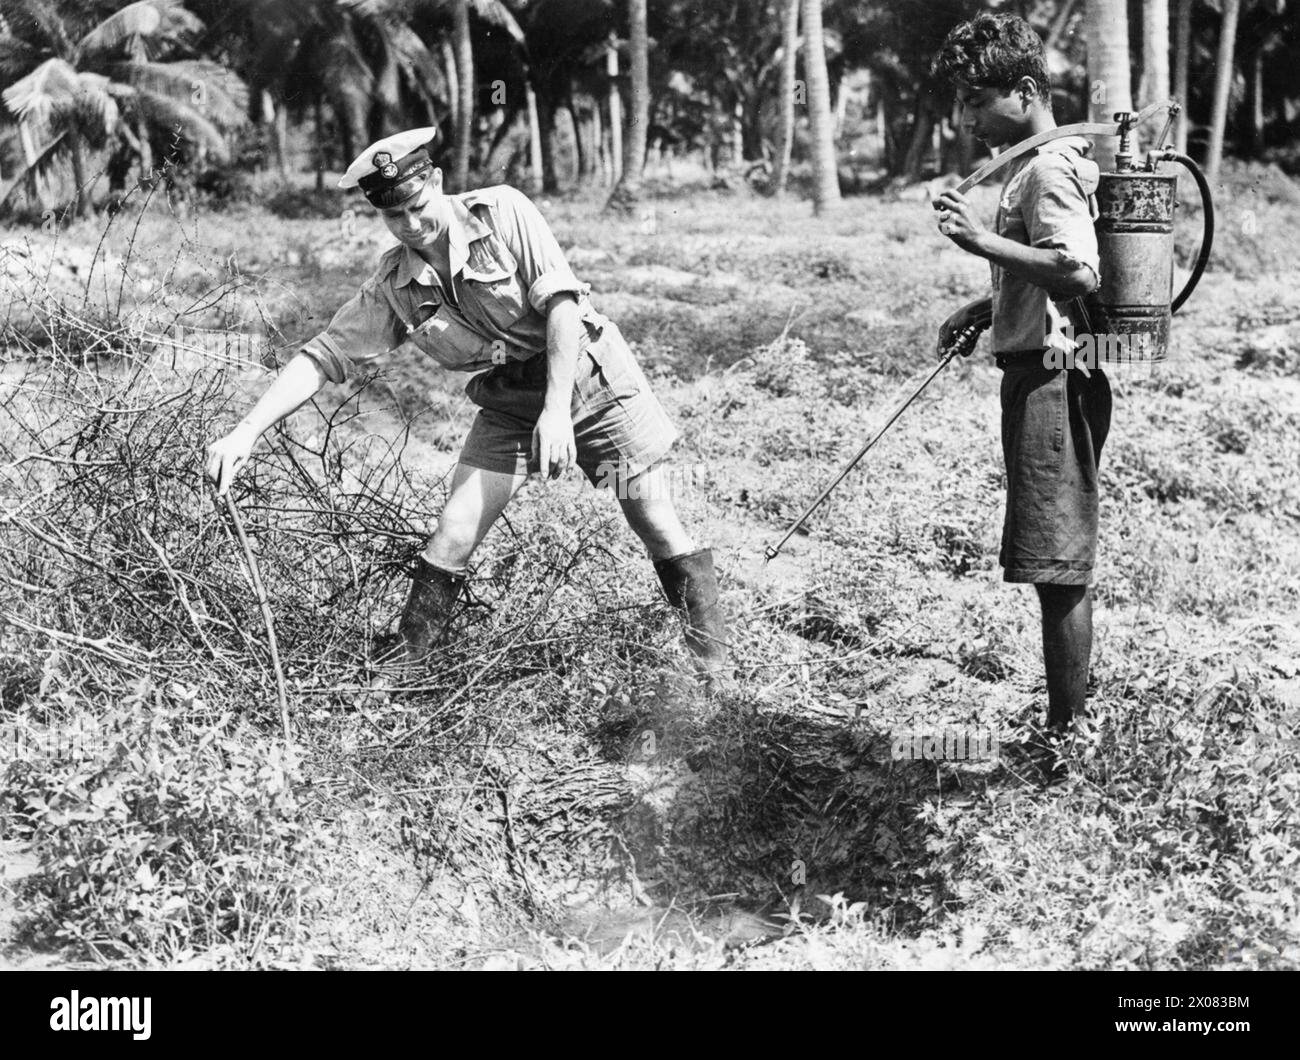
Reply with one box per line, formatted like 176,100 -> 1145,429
221,491 -> 291,745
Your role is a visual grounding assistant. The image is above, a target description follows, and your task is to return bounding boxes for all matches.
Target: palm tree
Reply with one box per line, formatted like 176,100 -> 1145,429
1205,0 -> 1241,183
614,0 -> 649,198
773,0 -> 800,196
0,0 -> 247,218
1085,0 -> 1136,169
1172,0 -> 1190,152
1139,0 -> 1170,109
802,0 -> 839,212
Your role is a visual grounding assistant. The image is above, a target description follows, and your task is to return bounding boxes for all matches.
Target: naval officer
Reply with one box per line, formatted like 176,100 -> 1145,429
205,128 -> 727,679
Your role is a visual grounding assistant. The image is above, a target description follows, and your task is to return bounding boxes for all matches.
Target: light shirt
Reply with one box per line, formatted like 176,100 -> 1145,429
300,185 -> 601,382
991,136 -> 1101,354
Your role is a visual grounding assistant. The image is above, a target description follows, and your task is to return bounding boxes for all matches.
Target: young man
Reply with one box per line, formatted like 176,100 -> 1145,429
205,128 -> 727,680
930,15 -> 1112,756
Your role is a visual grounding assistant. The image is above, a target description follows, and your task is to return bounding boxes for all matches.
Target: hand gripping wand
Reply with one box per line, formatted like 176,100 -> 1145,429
763,323 -> 983,563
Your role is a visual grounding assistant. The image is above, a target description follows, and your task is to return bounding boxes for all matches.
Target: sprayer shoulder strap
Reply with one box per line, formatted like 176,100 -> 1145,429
953,100 -> 1169,196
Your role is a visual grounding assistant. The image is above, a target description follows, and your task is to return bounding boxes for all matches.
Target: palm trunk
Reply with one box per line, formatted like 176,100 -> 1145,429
1139,0 -> 1170,107
18,121 -> 52,211
901,97 -> 934,181
1086,0 -> 1136,170
274,99 -> 289,182
452,0 -> 474,191
773,0 -> 799,196
1172,0 -> 1190,153
69,131 -> 91,219
525,78 -> 544,194
802,0 -> 840,212
606,37 -> 624,185
591,91 -> 608,185
1205,0 -> 1240,184
616,0 -> 649,194
135,115 -> 153,187
314,94 -> 326,193
1248,45 -> 1264,157
442,38 -> 460,129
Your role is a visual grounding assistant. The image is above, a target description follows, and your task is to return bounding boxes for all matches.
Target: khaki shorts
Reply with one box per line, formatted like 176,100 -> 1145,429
998,358 -> 1112,585
459,319 -> 677,488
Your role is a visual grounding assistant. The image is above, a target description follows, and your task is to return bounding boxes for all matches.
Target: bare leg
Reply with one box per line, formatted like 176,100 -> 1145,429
1035,584 -> 1091,731
615,464 -> 695,559
422,462 -> 527,571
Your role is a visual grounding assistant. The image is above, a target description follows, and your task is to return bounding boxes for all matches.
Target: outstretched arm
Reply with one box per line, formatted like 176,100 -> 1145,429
204,352 -> 327,495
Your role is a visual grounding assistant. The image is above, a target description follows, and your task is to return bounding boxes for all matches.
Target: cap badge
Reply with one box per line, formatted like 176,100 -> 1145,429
372,151 -> 399,179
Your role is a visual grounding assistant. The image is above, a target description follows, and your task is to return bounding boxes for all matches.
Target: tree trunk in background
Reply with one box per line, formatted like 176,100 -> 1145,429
574,95 -> 594,182
442,39 -> 460,129
67,132 -> 92,218
1046,0 -> 1079,48
135,114 -> 154,187
902,98 -> 934,180
591,93 -> 608,184
1248,45 -> 1264,157
1172,0 -> 1190,153
452,0 -> 474,191
950,99 -> 973,173
18,121 -> 52,211
314,94 -> 326,192
773,0 -> 799,196
606,37 -> 623,185
525,78 -> 544,193
1205,0 -> 1240,184
1086,0 -> 1136,169
1139,0 -> 1170,108
616,0 -> 649,195
274,99 -> 289,182
802,0 -> 840,212
538,95 -> 560,192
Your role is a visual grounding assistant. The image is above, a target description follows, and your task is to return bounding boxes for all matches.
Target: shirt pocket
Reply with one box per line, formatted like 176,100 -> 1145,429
409,302 -> 493,370
464,239 -> 531,331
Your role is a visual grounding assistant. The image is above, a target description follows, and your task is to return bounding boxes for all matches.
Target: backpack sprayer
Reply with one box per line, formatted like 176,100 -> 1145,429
764,100 -> 1214,563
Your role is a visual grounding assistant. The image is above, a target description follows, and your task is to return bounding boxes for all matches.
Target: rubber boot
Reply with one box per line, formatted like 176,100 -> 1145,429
374,557 -> 465,672
397,556 -> 465,663
653,547 -> 729,680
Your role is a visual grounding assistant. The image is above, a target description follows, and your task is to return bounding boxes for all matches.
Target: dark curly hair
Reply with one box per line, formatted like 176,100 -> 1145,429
931,13 -> 1052,104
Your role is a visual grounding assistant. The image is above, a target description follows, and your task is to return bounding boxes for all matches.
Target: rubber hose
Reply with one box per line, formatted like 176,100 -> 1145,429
1166,151 -> 1214,315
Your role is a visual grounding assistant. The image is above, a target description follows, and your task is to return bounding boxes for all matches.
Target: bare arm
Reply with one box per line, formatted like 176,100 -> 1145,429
543,293 -> 581,412
531,293 -> 581,479
933,188 -> 1098,298
204,351 -> 328,494
967,231 -> 1097,298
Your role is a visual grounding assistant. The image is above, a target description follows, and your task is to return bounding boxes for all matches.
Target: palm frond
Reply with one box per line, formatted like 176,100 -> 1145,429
0,35 -> 45,82
469,0 -> 526,44
137,91 -> 230,162
77,0 -> 204,57
387,21 -> 450,103
0,128 -> 67,213
119,59 -> 249,128
68,70 -> 120,138
2,56 -> 81,125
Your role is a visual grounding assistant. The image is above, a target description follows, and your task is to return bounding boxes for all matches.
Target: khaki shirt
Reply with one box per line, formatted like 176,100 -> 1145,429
991,137 -> 1101,354
300,185 -> 603,382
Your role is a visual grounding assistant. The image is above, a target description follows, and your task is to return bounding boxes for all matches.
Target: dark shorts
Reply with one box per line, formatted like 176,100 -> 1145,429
459,319 -> 677,488
998,357 -> 1112,585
